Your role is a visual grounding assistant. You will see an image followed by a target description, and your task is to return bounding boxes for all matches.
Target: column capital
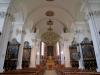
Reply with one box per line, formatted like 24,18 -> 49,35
88,0 -> 100,4
84,10 -> 100,22
81,0 -> 100,20
86,10 -> 100,17
92,11 -> 100,17
6,12 -> 14,21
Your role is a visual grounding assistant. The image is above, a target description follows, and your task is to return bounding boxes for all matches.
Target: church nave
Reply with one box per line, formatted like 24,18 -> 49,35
0,0 -> 100,75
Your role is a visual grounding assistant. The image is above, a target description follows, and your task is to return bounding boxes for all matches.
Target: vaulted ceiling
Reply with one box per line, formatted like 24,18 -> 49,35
11,0 -> 84,34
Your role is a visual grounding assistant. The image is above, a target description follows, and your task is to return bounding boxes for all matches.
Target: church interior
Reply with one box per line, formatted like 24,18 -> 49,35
0,0 -> 100,75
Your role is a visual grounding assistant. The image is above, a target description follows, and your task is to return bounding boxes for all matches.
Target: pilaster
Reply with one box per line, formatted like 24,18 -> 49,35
82,0 -> 100,71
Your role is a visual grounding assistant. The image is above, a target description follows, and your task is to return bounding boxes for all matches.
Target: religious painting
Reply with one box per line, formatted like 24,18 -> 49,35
47,46 -> 54,56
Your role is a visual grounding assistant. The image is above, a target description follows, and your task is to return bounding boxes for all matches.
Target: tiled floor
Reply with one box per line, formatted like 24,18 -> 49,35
44,70 -> 57,75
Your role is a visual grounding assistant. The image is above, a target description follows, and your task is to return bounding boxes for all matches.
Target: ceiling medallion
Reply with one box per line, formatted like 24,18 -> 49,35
45,11 -> 54,17
47,19 -> 53,25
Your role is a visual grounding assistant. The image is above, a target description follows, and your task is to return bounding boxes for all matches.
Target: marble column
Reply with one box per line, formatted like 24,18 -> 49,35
36,39 -> 41,65
0,8 -> 13,72
86,12 -> 100,72
16,30 -> 26,69
61,50 -> 64,65
75,28 -> 84,69
60,41 -> 65,65
64,41 -> 71,67
56,42 -> 60,56
77,44 -> 84,69
30,38 -> 37,68
83,0 -> 100,71
76,29 -> 85,69
36,52 -> 40,65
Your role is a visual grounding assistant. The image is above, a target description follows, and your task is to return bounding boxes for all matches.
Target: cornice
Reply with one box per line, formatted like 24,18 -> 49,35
88,0 -> 100,4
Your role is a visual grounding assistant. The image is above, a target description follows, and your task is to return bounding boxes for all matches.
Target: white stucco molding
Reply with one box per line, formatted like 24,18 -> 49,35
75,21 -> 86,25
80,0 -> 100,17
88,0 -> 100,3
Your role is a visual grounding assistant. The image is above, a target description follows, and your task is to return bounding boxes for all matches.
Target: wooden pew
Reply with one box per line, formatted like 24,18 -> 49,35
56,66 -> 100,75
0,68 -> 38,75
64,72 -> 100,75
0,65 -> 45,75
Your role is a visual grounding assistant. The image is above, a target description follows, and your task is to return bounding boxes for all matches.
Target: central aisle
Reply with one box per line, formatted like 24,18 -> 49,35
44,70 -> 57,75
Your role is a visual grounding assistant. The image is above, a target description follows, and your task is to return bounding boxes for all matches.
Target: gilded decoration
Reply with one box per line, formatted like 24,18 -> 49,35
41,31 -> 60,45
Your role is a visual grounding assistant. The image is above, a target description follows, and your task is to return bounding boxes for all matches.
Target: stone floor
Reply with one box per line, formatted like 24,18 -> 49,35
44,70 -> 57,75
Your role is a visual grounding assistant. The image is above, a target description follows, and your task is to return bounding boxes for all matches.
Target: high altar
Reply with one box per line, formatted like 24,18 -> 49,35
46,56 -> 55,70
43,46 -> 56,70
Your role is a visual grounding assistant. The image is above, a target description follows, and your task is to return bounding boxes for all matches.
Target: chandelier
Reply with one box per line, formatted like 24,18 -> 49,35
41,19 -> 60,45
41,31 -> 60,45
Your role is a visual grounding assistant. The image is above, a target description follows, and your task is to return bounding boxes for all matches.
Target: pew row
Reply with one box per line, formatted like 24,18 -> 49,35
0,66 -> 45,75
56,67 -> 100,75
